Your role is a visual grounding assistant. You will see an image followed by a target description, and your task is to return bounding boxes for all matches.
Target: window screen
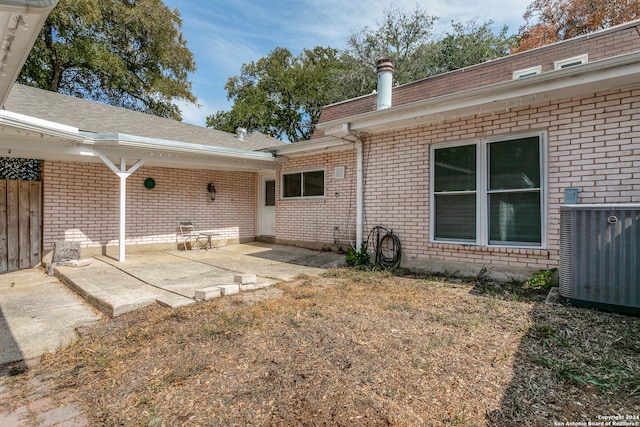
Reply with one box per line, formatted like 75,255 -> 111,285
282,170 -> 325,198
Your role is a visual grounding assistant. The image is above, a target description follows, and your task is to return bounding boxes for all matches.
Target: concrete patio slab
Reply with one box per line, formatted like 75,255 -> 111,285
53,243 -> 346,318
0,269 -> 102,366
0,242 -> 346,367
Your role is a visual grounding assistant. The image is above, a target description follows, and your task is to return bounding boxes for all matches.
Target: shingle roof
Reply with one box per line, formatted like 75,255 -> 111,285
4,84 -> 285,151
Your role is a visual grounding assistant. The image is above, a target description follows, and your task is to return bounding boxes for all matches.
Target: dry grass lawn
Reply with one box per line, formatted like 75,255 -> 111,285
2,268 -> 640,426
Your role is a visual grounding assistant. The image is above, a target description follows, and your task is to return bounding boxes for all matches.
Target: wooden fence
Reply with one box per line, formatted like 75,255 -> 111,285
0,180 -> 42,273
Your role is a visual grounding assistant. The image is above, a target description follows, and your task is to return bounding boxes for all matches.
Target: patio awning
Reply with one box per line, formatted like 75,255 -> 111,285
0,108 -> 284,262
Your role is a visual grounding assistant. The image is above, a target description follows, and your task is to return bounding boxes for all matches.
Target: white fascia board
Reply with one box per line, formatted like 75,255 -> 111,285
318,51 -> 640,135
83,132 -> 278,162
0,1 -> 58,106
273,137 -> 354,156
0,109 -> 82,139
0,1 -> 58,12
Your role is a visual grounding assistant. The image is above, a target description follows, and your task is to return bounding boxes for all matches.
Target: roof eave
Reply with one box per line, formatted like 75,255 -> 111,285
0,109 -> 81,139
0,0 -> 58,107
318,51 -> 640,137
272,136 -> 355,157
0,110 -> 282,169
83,132 -> 278,162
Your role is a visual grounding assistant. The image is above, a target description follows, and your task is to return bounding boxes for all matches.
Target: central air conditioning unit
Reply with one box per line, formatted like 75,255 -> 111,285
560,204 -> 640,313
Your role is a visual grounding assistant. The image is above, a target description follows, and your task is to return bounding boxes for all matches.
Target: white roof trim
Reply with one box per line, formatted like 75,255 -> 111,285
0,109 -> 280,167
0,1 -> 58,12
0,109 -> 79,134
83,132 -> 278,161
0,1 -> 58,106
273,136 -> 354,156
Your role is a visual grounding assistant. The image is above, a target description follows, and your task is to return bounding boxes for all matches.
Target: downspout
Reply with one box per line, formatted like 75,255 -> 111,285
355,58 -> 394,248
356,138 -> 363,249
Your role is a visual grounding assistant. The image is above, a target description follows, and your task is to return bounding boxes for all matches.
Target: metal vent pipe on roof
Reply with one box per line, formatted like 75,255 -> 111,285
376,58 -> 394,110
236,127 -> 247,141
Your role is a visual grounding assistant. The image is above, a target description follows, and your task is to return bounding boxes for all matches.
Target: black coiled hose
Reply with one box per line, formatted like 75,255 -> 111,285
367,226 -> 402,269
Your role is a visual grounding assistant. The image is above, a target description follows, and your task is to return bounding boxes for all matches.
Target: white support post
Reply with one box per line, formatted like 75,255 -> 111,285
118,159 -> 127,262
96,154 -> 145,262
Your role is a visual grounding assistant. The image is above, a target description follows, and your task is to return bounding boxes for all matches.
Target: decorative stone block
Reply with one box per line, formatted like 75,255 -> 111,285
52,240 -> 81,262
218,284 -> 239,296
194,286 -> 221,301
234,274 -> 257,285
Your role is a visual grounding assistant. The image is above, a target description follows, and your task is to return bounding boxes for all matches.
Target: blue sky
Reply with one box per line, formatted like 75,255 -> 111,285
163,0 -> 533,126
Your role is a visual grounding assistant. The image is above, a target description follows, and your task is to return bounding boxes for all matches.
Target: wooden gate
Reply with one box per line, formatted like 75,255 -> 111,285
0,180 -> 42,273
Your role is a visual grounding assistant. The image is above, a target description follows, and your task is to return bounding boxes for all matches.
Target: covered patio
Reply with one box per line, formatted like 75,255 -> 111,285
0,84 -> 287,266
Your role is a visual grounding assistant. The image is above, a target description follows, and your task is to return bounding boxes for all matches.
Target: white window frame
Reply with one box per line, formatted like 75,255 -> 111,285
512,65 -> 542,79
554,54 -> 588,70
430,132 -> 547,249
281,168 -> 326,199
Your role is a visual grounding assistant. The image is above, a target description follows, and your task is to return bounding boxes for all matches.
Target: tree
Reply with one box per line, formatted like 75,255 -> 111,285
206,46 -> 346,142
18,0 -> 197,120
342,4 -> 438,94
513,0 -> 640,52
425,20 -> 517,75
209,7 -> 516,142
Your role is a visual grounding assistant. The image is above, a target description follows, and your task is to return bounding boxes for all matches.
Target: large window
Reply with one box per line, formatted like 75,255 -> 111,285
282,170 -> 325,198
432,134 -> 544,247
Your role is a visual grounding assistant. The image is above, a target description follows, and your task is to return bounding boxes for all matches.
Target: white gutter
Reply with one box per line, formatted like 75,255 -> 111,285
0,0 -> 58,11
0,109 -> 82,139
318,50 -> 640,136
272,135 -> 354,156
84,132 -> 278,162
0,0 -> 58,107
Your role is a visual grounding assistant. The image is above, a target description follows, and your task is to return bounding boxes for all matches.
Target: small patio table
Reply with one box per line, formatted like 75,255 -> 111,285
199,231 -> 222,249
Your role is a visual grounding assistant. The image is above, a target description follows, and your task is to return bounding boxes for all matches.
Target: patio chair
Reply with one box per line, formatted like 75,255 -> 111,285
178,222 -> 205,250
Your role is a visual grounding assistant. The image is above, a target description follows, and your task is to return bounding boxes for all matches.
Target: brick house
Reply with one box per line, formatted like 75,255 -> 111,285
273,20 -> 640,280
1,8 -> 639,281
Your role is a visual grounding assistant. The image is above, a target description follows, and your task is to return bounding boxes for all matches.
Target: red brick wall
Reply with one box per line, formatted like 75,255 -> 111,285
42,162 -> 257,251
316,22 -> 640,128
276,148 -> 357,249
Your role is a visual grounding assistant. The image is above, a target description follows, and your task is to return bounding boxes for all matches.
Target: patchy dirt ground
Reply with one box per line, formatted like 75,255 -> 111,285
2,269 -> 639,426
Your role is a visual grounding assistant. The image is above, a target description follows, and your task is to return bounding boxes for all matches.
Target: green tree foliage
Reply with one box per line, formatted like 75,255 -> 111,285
209,7 -> 517,142
342,4 -> 438,94
206,46 -> 346,142
425,20 -> 518,75
18,0 -> 197,120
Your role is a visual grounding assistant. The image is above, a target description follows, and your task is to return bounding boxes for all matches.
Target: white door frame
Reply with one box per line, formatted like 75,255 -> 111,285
258,171 -> 276,236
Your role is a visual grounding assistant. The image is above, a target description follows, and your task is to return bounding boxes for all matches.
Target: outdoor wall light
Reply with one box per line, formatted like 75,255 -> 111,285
207,182 -> 216,201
